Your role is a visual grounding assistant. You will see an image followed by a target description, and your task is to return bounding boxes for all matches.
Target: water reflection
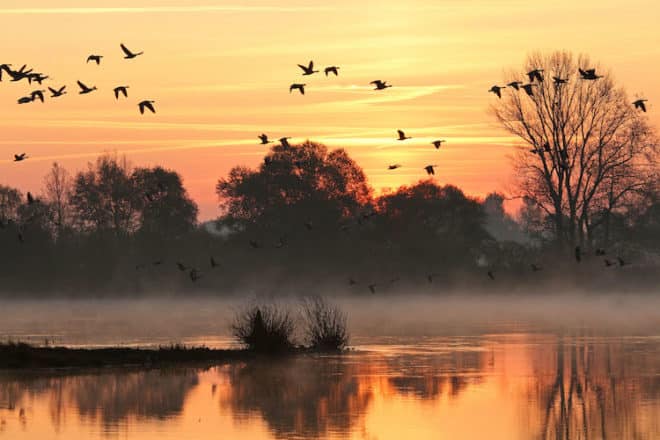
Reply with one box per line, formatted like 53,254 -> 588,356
0,334 -> 657,439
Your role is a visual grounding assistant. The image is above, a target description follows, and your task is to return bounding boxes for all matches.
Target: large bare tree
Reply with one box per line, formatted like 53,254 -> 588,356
492,51 -> 658,249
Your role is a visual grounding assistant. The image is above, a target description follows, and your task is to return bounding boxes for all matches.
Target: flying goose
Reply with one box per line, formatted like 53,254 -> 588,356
397,129 -> 411,141
87,55 -> 103,65
552,76 -> 568,85
120,43 -> 144,59
431,140 -> 446,149
324,66 -> 340,76
578,68 -> 602,80
424,165 -> 437,176
77,80 -> 97,94
507,81 -> 523,90
521,83 -> 537,96
13,153 -> 27,162
388,164 -> 402,170
633,99 -> 647,112
113,86 -> 129,99
290,83 -> 306,95
30,90 -> 45,103
297,60 -> 319,75
48,86 -> 66,97
258,133 -> 273,144
371,80 -> 392,90
489,85 -> 505,98
527,69 -> 544,82
279,137 -> 292,148
138,100 -> 156,114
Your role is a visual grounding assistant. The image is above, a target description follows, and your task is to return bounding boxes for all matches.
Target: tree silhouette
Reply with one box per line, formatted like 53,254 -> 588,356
132,166 -> 198,237
69,155 -> 140,235
217,141 -> 371,237
492,51 -> 658,249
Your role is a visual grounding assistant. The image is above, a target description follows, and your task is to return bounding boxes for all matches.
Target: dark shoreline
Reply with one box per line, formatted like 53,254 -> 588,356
0,342 -> 261,370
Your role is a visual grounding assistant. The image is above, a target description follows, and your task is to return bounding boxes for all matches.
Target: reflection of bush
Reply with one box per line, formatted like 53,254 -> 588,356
387,349 -> 484,400
223,357 -> 372,438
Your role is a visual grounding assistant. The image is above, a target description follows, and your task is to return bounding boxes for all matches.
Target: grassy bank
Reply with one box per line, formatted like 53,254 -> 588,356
0,342 -> 259,370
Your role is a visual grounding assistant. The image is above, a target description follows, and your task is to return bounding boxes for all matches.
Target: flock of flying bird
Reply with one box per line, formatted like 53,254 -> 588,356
488,67 -> 649,112
3,42 -> 156,127
6,57 -> 645,289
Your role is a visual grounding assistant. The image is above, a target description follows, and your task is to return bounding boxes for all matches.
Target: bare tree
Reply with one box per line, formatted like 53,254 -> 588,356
43,162 -> 72,236
492,51 -> 658,249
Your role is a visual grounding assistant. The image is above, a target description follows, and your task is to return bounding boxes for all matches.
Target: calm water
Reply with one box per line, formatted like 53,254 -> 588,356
0,297 -> 659,439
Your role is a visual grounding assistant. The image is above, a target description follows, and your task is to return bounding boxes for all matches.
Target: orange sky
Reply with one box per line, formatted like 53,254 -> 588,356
0,0 -> 658,219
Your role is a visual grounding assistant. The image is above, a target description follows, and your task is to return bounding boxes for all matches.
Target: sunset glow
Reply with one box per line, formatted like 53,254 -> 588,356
1,0 -> 658,218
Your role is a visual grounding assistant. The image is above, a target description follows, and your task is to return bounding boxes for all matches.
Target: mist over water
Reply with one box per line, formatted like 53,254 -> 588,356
0,292 -> 658,346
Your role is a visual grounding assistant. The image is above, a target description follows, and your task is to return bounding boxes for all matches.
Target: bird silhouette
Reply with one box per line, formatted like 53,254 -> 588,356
388,164 -> 402,170
324,66 -> 340,76
424,165 -> 436,175
633,99 -> 647,112
368,284 -> 376,294
427,273 -> 441,283
77,80 -> 97,94
17,96 -> 33,104
487,271 -> 495,280
527,69 -> 544,82
349,278 -> 358,285
604,259 -> 615,267
552,76 -> 568,85
304,220 -> 313,230
578,68 -> 602,80
489,85 -> 506,98
176,262 -> 187,271
575,246 -> 582,263
289,83 -> 306,95
507,81 -> 522,90
29,73 -> 48,84
210,257 -> 220,268
531,264 -> 542,272
521,83 -> 537,97
397,129 -> 411,141
279,137 -> 292,148
87,55 -> 103,65
30,90 -> 45,103
113,86 -> 129,99
258,134 -> 273,144
595,248 -> 606,256
48,86 -> 66,98
190,268 -> 202,282
13,153 -> 27,162
297,60 -> 319,75
371,80 -> 391,90
431,140 -> 446,149
138,100 -> 156,114
120,43 -> 144,59
617,257 -> 626,267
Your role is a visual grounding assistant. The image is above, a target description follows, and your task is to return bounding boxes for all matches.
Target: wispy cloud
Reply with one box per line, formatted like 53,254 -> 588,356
0,5 -> 333,15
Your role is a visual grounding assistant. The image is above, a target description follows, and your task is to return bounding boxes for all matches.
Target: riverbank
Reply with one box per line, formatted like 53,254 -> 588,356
0,342 -> 259,370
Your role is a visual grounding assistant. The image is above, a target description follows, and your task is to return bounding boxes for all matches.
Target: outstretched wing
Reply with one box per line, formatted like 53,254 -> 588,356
120,43 -> 133,57
397,129 -> 405,138
76,80 -> 86,90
